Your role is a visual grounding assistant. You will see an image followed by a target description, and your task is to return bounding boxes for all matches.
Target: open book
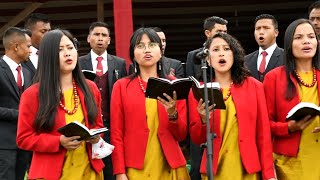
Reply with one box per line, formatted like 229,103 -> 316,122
286,102 -> 320,120
145,77 -> 192,100
57,121 -> 108,141
82,70 -> 97,81
189,76 -> 226,109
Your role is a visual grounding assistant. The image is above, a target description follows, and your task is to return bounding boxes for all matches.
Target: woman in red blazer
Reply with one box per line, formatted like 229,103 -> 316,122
16,29 -> 104,180
263,19 -> 320,179
189,33 -> 275,180
110,28 -> 189,180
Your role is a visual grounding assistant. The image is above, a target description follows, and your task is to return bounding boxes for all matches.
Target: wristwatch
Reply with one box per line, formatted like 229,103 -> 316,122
168,110 -> 178,120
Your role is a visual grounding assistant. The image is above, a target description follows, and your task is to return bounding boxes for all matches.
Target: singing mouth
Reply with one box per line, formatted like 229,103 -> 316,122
144,54 -> 153,60
302,47 -> 312,50
219,59 -> 226,64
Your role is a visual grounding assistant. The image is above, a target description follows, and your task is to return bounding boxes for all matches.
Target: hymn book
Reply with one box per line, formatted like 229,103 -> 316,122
57,121 -> 108,141
189,76 -> 226,109
145,77 -> 192,100
286,102 -> 320,120
82,70 -> 97,81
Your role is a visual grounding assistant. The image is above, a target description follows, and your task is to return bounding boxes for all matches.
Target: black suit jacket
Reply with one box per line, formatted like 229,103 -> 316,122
128,56 -> 185,78
186,48 -> 202,80
0,58 -> 32,149
78,53 -> 127,96
22,60 -> 36,81
245,46 -> 284,82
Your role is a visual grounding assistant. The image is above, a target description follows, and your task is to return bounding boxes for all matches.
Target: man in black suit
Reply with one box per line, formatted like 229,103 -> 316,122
186,16 -> 228,81
128,27 -> 185,78
152,27 -> 184,78
309,1 -> 320,38
185,16 -> 228,180
245,14 -> 284,82
79,21 -> 126,180
22,13 -> 51,78
0,27 -> 33,180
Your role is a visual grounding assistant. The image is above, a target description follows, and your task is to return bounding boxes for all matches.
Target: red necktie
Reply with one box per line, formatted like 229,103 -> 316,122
16,66 -> 22,89
96,56 -> 103,76
259,51 -> 268,74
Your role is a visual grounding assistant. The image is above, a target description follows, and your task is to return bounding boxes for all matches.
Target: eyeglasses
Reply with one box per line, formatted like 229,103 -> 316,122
135,42 -> 159,50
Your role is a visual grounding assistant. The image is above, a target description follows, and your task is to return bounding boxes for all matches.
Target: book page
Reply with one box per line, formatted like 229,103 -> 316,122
205,82 -> 220,88
189,76 -> 220,89
82,70 -> 96,74
150,77 -> 190,84
90,128 -> 108,136
189,76 -> 201,87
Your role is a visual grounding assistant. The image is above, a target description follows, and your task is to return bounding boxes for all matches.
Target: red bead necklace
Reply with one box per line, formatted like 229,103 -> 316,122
138,76 -> 146,93
59,80 -> 79,115
294,67 -> 317,87
222,82 -> 233,101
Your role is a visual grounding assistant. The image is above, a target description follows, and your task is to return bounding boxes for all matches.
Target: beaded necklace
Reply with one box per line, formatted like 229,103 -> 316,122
138,76 -> 146,93
223,82 -> 233,101
59,80 -> 79,115
294,67 -> 317,87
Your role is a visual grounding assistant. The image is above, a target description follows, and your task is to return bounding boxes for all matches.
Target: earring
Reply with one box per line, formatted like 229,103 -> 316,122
158,61 -> 162,71
134,61 -> 137,73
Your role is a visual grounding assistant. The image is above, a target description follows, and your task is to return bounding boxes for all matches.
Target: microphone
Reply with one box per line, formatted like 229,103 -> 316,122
194,47 -> 210,64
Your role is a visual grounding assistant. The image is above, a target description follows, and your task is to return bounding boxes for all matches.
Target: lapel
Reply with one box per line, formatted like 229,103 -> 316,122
161,56 -> 171,77
265,46 -> 281,73
83,53 -> 94,70
76,83 -> 89,126
107,54 -> 115,95
23,67 -> 33,89
22,60 -> 36,75
248,51 -> 259,79
230,81 -> 248,126
0,59 -> 20,98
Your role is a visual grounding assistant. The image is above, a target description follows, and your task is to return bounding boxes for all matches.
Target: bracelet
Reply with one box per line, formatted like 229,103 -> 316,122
168,110 -> 178,120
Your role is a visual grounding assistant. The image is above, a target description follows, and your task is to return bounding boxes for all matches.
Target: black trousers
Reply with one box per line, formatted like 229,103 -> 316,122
189,141 -> 203,180
0,148 -> 32,180
103,121 -> 115,180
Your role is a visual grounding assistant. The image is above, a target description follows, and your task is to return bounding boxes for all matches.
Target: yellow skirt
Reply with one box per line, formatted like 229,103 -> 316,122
126,98 -> 190,180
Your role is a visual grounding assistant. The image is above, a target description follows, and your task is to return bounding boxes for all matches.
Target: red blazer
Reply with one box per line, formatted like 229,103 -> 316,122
189,77 -> 275,180
16,80 -> 104,180
110,77 -> 187,175
263,66 -> 320,157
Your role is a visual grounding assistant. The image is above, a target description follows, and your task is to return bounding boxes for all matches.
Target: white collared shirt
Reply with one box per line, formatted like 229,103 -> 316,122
257,43 -> 277,70
90,50 -> 108,74
2,55 -> 24,86
29,46 -> 38,69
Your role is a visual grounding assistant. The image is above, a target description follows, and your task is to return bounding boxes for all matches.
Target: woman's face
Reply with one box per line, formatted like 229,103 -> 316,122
292,23 -> 317,62
134,33 -> 162,69
208,37 -> 234,75
59,35 -> 78,74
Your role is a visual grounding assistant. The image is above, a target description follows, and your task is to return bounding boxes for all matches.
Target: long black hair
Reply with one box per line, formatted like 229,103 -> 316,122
284,19 -> 319,100
203,33 -> 250,85
33,29 -> 98,132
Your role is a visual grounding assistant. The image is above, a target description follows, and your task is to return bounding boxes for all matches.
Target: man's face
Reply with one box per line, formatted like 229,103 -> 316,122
87,26 -> 110,56
205,24 -> 227,38
17,34 -> 32,63
30,21 -> 51,49
254,19 -> 278,50
156,32 -> 166,54
309,8 -> 320,37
